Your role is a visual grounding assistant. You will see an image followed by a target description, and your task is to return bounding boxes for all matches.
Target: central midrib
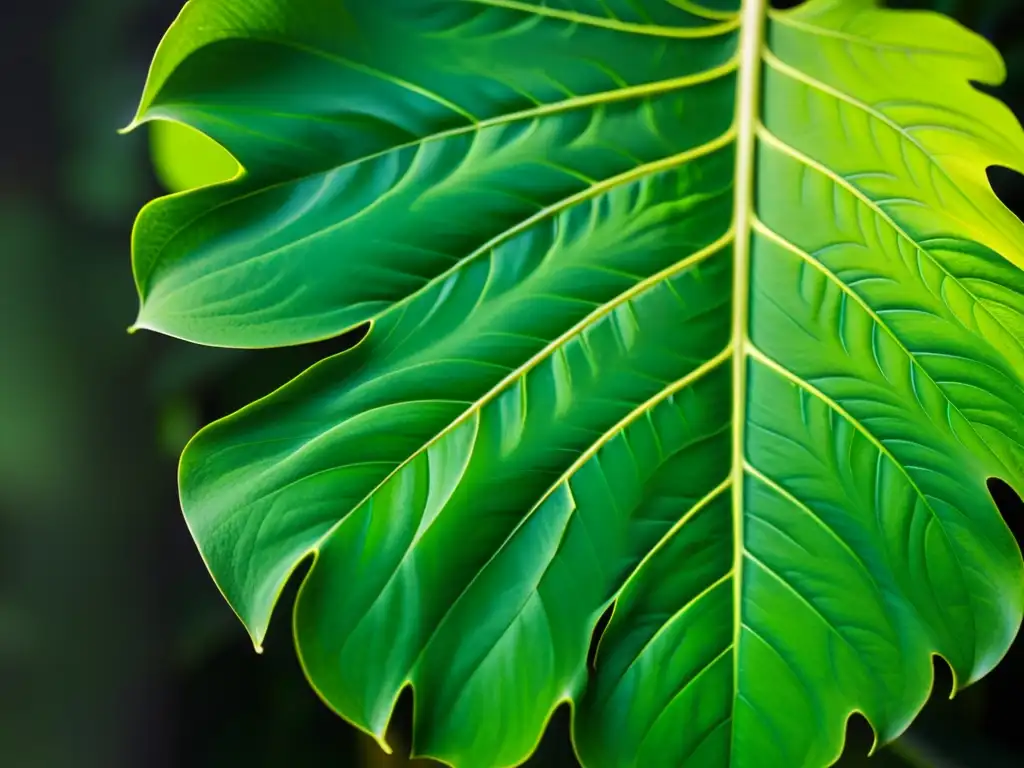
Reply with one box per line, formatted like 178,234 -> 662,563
729,0 -> 767,761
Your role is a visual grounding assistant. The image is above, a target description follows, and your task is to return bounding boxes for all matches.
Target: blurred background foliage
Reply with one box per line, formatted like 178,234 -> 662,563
1,1 -> 1023,766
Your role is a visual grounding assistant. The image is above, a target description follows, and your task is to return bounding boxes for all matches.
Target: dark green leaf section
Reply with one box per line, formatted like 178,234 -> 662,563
129,0 -> 739,346
130,1 -> 1024,766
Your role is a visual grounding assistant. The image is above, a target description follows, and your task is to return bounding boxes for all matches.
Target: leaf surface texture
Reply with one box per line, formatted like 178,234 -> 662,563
131,1 -> 1024,765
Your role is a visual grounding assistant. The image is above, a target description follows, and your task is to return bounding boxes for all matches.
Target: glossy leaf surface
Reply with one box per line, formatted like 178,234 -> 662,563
129,0 -> 1024,766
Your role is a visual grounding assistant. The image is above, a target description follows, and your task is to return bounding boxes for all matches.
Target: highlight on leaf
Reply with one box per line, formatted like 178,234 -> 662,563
149,119 -> 240,193
126,1 -> 1024,766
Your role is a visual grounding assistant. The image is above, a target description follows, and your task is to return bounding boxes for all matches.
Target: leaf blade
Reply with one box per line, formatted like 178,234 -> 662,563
131,1 -> 1024,766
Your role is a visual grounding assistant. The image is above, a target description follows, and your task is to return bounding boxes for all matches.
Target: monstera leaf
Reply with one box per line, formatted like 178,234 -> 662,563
127,0 -> 1024,765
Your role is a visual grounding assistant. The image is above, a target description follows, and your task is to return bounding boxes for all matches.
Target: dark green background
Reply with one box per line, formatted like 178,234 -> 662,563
1,1 -> 1022,766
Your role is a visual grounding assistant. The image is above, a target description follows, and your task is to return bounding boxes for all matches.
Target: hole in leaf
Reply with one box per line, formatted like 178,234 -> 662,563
587,602 -> 615,670
931,652 -> 957,700
987,477 -> 1024,545
988,166 -> 1024,221
380,685 -> 418,762
839,711 -> 877,761
528,702 -> 580,767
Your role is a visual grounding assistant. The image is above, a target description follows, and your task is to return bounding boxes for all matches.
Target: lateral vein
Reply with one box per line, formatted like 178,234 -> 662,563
461,0 -> 741,38
310,230 -> 735,559
756,124 -> 1024,364
751,216 -> 1015,479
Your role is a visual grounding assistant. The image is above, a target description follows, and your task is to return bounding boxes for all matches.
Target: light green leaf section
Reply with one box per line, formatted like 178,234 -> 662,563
149,120 -> 240,193
128,0 -> 1024,766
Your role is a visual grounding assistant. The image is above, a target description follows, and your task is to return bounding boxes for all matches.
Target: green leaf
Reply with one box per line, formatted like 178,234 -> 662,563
149,120 -> 240,193
127,0 -> 1024,766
